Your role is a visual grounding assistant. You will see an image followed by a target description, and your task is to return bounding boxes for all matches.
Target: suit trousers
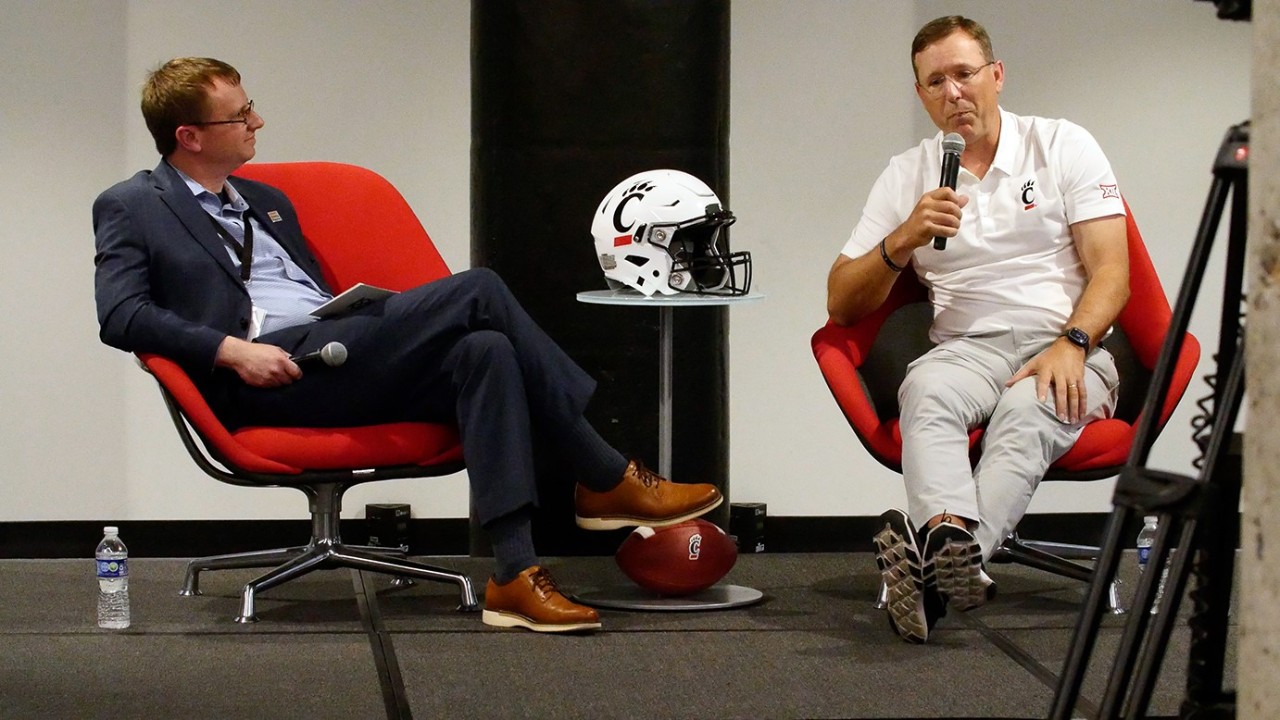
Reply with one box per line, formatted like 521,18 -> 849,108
897,327 -> 1119,561
215,268 -> 599,526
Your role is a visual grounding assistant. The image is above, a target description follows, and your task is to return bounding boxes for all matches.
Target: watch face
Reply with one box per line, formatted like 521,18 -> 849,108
1066,327 -> 1089,348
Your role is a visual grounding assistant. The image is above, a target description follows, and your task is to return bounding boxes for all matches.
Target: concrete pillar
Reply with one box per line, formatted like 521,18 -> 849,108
1241,1 -> 1280,716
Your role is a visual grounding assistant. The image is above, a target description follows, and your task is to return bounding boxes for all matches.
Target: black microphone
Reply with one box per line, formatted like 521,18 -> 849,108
934,132 -> 966,250
290,341 -> 347,367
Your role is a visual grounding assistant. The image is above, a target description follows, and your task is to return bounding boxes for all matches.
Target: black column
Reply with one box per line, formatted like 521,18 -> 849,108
471,0 -> 731,556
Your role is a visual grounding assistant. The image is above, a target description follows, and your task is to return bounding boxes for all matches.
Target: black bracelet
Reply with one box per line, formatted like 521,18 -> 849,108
879,239 -> 904,272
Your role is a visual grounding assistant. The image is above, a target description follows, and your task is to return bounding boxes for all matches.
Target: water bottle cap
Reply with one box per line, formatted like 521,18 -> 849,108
1143,515 -> 1158,524
103,526 -> 118,535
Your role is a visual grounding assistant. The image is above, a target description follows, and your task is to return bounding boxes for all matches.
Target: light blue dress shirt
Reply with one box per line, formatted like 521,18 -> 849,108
173,164 -> 333,336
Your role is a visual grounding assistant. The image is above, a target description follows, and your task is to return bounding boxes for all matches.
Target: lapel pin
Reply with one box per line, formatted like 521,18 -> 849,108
267,210 -> 283,223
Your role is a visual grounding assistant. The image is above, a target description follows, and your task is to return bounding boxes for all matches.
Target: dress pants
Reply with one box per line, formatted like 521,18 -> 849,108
897,327 -> 1119,561
214,268 -> 597,526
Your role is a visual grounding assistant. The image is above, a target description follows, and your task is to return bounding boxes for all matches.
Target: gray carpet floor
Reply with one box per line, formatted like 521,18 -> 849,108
0,553 -> 1234,719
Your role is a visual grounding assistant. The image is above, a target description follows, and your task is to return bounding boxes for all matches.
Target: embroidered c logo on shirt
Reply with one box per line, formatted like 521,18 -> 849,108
1021,180 -> 1037,210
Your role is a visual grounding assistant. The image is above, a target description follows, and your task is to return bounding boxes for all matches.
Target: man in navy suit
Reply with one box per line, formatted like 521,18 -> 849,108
94,57 -> 722,633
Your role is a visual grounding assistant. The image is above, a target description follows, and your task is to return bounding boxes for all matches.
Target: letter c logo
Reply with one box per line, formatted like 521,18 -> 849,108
688,534 -> 702,560
613,192 -> 643,234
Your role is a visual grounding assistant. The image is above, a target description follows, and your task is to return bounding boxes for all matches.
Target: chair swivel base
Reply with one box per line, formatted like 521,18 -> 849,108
181,541 -> 478,623
990,534 -> 1126,615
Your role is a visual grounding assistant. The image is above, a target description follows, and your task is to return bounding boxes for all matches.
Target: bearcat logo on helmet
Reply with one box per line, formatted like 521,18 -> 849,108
592,169 -> 752,297
612,180 -> 657,236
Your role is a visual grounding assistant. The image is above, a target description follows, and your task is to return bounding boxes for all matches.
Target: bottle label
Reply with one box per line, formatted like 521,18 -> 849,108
1137,546 -> 1152,565
97,559 -> 128,578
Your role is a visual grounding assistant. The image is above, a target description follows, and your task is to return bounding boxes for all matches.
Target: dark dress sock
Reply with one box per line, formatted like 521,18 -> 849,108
486,508 -> 539,585
560,415 -> 629,492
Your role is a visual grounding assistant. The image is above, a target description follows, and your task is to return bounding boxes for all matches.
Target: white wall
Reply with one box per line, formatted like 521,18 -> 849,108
2,0 -> 131,520
1,1 -> 1250,525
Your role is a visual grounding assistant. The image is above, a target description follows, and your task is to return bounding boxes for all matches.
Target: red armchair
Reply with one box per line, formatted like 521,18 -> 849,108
811,201 -> 1201,604
138,161 -> 476,622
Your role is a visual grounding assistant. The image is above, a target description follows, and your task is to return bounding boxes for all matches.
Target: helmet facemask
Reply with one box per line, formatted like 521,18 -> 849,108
650,207 -> 751,296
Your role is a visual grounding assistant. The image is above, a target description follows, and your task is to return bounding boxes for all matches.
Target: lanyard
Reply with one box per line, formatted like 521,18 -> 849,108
207,212 -> 254,282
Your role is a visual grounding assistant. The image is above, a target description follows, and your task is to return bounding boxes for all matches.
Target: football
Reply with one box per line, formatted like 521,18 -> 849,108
614,519 -> 738,596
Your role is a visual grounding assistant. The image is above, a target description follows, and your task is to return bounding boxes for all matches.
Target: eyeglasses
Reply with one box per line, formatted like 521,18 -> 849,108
188,100 -> 255,127
918,62 -> 995,98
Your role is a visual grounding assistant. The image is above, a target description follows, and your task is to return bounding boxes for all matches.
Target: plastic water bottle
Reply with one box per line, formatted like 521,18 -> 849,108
96,526 -> 130,629
1135,515 -> 1167,615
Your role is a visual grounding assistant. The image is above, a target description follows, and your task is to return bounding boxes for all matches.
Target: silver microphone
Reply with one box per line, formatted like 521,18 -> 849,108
290,341 -> 347,367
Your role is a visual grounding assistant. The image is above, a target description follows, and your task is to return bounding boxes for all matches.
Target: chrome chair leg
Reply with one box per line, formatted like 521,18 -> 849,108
874,580 -> 888,610
990,536 -> 1093,582
345,544 -> 418,587
236,546 -> 332,623
1107,577 -> 1127,615
992,533 -> 1125,613
333,547 -> 479,611
181,546 -> 309,596
346,544 -> 409,556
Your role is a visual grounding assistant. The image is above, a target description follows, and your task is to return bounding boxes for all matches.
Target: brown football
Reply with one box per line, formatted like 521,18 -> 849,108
615,519 -> 738,596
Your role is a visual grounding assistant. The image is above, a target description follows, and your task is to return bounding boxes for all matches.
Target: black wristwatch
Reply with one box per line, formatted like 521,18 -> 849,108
1063,326 -> 1090,350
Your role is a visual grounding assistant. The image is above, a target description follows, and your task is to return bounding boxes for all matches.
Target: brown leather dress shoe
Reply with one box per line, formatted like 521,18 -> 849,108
574,459 -> 723,531
482,566 -> 601,633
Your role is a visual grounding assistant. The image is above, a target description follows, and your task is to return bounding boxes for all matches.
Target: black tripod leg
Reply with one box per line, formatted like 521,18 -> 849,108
1177,165 -> 1247,720
1048,122 -> 1247,719
1049,509 -> 1132,718
1119,342 -> 1244,719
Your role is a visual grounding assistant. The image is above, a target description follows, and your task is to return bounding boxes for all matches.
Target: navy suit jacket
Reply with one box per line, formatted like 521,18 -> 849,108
93,161 -> 332,376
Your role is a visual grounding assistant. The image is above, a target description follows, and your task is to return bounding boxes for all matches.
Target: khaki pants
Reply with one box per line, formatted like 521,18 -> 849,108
898,327 -> 1119,561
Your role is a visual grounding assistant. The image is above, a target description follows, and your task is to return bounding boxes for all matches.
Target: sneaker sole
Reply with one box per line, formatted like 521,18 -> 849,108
873,517 -> 929,644
481,609 -> 601,633
574,496 -> 723,531
931,538 -> 994,612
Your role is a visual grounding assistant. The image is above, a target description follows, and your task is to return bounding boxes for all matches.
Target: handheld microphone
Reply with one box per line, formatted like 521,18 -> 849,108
290,341 -> 347,368
934,132 -> 966,250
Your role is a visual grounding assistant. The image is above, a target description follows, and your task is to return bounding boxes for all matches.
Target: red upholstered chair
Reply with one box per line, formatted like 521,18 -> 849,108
138,161 -> 476,622
811,202 -> 1201,608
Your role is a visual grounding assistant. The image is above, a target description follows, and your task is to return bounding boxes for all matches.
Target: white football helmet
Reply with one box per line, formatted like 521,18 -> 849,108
591,169 -> 751,296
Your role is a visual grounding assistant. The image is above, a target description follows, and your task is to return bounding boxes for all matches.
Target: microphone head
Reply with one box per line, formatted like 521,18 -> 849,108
942,132 -> 966,155
319,341 -> 348,367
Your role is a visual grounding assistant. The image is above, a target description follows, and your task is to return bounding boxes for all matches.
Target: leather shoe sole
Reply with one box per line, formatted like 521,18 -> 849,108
481,609 -> 601,634
574,495 -> 723,531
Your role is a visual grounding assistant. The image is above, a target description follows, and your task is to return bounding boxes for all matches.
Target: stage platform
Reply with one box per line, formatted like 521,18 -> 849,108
0,552 -> 1230,719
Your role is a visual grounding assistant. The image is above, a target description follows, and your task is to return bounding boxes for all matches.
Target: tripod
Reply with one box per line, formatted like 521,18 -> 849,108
1050,121 -> 1249,720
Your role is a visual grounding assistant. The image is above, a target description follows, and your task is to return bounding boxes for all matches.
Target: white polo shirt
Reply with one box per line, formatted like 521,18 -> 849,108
842,109 -> 1125,343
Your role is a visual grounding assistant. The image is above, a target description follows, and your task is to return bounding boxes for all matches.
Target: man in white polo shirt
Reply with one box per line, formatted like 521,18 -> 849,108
826,15 -> 1129,643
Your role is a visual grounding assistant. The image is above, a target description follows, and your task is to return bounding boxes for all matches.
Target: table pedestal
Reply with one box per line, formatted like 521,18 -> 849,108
577,289 -> 764,478
576,289 -> 766,611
